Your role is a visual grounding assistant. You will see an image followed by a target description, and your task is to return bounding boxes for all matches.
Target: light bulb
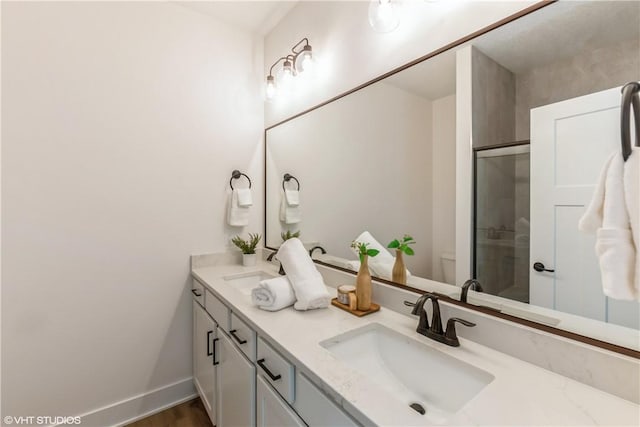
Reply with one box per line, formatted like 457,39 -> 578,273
265,75 -> 276,100
369,0 -> 400,33
296,45 -> 314,74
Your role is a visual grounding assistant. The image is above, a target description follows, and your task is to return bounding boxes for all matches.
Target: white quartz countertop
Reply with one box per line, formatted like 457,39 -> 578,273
192,260 -> 640,426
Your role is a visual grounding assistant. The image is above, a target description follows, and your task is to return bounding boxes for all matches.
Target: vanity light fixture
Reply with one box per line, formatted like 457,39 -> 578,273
265,38 -> 314,101
369,0 -> 400,33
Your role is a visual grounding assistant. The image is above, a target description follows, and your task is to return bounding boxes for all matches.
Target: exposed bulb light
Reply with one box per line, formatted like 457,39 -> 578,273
264,38 -> 315,100
369,0 -> 400,33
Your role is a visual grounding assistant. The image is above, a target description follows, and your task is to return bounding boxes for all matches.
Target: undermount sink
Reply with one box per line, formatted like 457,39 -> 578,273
320,323 -> 494,420
223,271 -> 276,295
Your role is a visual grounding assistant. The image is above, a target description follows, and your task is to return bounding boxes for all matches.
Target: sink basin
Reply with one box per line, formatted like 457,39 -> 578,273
320,323 -> 494,419
223,271 -> 277,295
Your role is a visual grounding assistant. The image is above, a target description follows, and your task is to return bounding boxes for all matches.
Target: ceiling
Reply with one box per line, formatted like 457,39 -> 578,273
174,1 -> 298,35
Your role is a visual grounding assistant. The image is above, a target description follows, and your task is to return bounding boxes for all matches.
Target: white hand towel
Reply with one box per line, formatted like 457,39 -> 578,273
227,189 -> 250,227
579,152 -> 638,301
350,231 -> 411,280
284,189 -> 300,206
624,148 -> 639,296
279,190 -> 301,224
251,276 -> 296,312
236,188 -> 253,207
277,238 -> 330,310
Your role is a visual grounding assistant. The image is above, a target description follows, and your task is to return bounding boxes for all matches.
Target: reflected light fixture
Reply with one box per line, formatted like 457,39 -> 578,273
369,0 -> 400,33
265,38 -> 314,101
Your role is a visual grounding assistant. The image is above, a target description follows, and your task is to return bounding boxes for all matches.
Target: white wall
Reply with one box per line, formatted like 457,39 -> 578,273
431,94 -> 457,283
1,2 -> 263,424
264,0 -> 538,127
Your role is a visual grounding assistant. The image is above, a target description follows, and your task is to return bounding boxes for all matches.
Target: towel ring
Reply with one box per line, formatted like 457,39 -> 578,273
282,173 -> 300,191
621,81 -> 640,162
230,170 -> 252,190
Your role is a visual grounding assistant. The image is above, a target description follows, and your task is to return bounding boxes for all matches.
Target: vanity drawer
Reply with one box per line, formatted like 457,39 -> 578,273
191,279 -> 205,306
230,312 -> 257,362
205,289 -> 230,332
257,337 -> 295,404
295,373 -> 360,427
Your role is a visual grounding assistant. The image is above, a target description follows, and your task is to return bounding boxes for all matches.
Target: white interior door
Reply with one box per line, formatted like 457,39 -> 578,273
530,86 -> 639,328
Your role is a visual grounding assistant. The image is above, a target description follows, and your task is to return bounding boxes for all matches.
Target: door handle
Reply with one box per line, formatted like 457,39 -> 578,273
533,262 -> 555,273
257,358 -> 281,381
212,338 -> 220,366
206,331 -> 213,356
229,329 -> 247,345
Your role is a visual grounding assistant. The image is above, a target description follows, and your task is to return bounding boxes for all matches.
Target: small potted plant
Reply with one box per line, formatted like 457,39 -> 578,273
387,234 -> 415,285
232,233 -> 262,267
350,241 -> 379,311
281,230 -> 300,241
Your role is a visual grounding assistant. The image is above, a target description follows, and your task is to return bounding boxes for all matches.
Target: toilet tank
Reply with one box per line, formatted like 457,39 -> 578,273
441,252 -> 456,285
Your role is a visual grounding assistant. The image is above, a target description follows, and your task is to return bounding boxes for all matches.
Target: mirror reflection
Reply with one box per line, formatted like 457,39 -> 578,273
265,1 -> 640,350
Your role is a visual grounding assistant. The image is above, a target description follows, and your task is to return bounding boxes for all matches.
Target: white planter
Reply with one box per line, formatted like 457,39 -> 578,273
242,253 -> 257,267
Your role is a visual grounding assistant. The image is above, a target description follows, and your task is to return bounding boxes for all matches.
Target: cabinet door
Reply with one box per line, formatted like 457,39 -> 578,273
218,331 -> 256,427
257,376 -> 306,427
194,301 -> 217,423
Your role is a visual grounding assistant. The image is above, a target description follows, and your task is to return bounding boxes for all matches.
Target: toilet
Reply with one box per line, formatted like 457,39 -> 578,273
441,252 -> 456,285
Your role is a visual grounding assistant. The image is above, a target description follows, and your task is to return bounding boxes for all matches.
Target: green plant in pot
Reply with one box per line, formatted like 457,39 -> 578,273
387,234 -> 415,285
232,233 -> 262,267
350,241 -> 379,311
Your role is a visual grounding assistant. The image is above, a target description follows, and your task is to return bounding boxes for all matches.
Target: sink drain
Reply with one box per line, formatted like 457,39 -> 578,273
409,402 -> 426,415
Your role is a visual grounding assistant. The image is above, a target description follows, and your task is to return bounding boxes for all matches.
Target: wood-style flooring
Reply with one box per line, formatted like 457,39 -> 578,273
125,398 -> 213,427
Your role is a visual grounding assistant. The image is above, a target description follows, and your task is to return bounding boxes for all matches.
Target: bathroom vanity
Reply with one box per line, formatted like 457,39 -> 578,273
190,254 -> 639,426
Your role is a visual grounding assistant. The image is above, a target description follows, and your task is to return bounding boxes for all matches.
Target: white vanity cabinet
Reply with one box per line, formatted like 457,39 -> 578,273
193,300 -> 217,422
257,375 -> 306,427
218,331 -> 256,427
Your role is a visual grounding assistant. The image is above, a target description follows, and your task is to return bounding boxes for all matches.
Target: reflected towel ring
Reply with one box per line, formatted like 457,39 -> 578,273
230,170 -> 252,190
282,173 -> 300,191
621,81 -> 640,162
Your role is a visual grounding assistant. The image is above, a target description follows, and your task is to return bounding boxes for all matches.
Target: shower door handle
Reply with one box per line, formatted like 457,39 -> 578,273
533,262 -> 554,273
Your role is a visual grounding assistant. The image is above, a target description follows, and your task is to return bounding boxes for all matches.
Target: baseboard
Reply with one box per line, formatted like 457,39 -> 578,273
55,377 -> 196,427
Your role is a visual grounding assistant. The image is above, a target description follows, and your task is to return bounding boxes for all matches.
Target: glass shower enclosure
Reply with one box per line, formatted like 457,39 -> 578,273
473,142 -> 530,303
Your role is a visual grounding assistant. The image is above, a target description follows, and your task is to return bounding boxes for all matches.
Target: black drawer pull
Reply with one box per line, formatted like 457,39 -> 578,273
206,331 -> 213,356
229,329 -> 247,345
191,289 -> 202,297
212,338 -> 220,366
257,358 -> 281,381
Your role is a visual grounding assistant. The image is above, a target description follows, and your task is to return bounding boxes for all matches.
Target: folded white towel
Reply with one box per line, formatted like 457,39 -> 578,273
279,190 -> 301,224
350,231 -> 411,280
236,188 -> 253,207
251,276 -> 296,312
277,238 -> 330,310
227,189 -> 250,227
579,151 -> 638,301
284,189 -> 300,206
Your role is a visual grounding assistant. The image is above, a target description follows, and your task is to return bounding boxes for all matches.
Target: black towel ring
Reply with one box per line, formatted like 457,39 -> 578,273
621,81 -> 640,162
282,173 -> 300,191
230,170 -> 251,190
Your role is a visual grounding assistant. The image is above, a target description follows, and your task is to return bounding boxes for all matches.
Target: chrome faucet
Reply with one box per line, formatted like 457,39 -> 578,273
404,293 -> 475,347
266,250 -> 285,276
460,279 -> 483,303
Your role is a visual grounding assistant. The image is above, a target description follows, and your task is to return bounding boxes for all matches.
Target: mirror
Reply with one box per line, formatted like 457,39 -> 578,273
265,1 -> 640,352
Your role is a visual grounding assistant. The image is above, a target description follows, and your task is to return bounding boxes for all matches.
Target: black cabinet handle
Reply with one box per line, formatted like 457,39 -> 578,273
206,331 -> 213,356
191,289 -> 202,297
257,358 -> 281,381
533,262 -> 555,273
212,338 -> 220,366
229,329 -> 247,345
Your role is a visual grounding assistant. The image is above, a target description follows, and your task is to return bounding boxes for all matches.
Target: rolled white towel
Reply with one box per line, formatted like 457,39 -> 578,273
277,238 -> 331,310
251,276 -> 296,312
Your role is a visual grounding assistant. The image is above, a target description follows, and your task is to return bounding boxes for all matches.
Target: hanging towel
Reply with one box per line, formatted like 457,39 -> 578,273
277,238 -> 330,310
579,151 -> 638,301
227,189 -> 250,227
279,190 -> 301,224
624,148 -> 639,297
236,188 -> 253,207
350,231 -> 411,281
251,276 -> 296,312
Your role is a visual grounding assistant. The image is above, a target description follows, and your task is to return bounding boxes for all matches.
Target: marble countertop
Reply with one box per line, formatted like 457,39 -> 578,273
192,259 -> 639,426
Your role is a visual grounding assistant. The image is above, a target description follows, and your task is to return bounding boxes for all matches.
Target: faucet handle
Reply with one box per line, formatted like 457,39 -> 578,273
403,300 -> 416,307
444,317 -> 476,347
